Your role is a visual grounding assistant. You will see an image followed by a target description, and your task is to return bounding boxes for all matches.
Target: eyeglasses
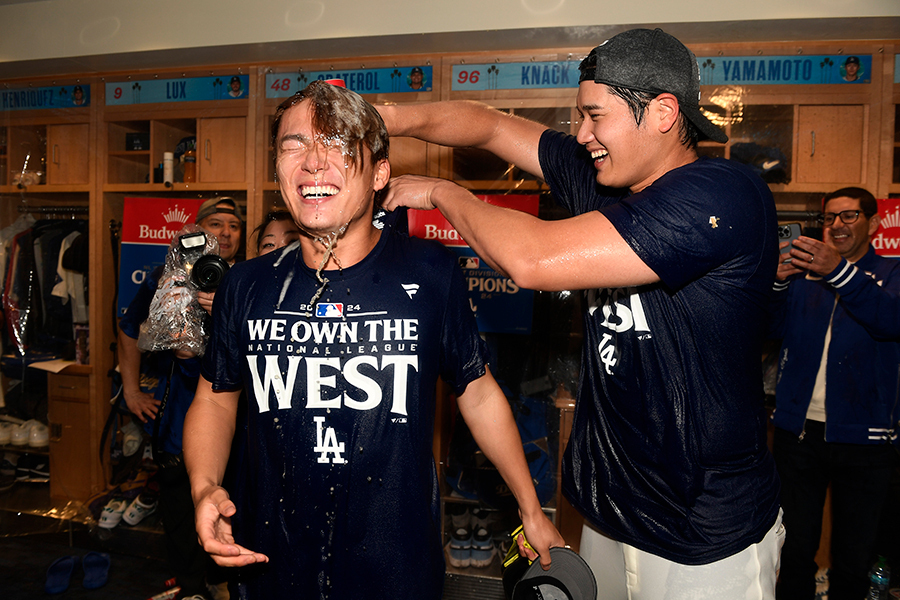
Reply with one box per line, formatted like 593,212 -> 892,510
821,210 -> 862,226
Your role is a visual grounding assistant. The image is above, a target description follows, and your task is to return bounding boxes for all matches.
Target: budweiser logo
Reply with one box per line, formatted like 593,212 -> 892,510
422,224 -> 465,244
880,206 -> 900,230
138,225 -> 180,241
163,205 -> 189,225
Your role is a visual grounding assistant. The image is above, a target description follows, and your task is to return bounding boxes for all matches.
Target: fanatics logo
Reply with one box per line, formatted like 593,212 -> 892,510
402,284 -> 419,299
315,303 -> 344,318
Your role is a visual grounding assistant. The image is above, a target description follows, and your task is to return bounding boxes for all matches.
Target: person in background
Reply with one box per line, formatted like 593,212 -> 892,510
377,27 -> 783,600
118,196 -> 244,600
770,186 -> 900,600
250,210 -> 300,256
182,80 -> 563,600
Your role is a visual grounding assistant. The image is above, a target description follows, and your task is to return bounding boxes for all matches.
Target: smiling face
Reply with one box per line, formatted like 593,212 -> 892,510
823,195 -> 879,262
274,99 -> 389,238
574,82 -> 671,193
844,62 -> 859,80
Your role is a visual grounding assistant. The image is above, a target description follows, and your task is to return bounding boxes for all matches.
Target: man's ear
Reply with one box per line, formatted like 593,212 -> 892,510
373,159 -> 391,191
653,93 -> 680,135
868,213 -> 881,237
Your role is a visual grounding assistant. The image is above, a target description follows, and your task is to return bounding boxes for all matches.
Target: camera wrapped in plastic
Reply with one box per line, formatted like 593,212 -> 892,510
137,224 -> 230,356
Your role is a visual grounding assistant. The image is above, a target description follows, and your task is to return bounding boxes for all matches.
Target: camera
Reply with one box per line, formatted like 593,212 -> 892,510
138,226 -> 228,355
178,231 -> 230,292
191,255 -> 229,292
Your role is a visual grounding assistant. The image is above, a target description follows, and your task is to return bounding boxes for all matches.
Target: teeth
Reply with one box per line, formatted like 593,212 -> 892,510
301,185 -> 338,199
591,149 -> 608,160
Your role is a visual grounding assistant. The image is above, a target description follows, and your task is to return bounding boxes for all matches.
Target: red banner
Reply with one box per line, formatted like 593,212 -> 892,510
407,195 -> 540,247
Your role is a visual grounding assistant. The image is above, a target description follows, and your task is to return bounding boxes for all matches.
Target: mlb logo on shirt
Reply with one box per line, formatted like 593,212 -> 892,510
316,303 -> 344,318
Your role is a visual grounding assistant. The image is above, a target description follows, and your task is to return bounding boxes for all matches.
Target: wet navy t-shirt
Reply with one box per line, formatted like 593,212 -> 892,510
540,129 -> 781,564
202,210 -> 488,598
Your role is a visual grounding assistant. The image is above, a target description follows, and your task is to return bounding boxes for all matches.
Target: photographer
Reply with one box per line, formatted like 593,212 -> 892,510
117,196 -> 243,600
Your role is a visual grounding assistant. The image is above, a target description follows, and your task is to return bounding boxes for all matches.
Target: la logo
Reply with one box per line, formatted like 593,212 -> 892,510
313,416 -> 346,464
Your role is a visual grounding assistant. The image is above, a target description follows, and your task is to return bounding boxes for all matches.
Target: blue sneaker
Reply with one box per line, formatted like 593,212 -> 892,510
470,525 -> 496,568
448,525 -> 473,568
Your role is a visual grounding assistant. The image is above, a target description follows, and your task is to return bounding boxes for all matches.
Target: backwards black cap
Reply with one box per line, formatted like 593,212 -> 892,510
579,28 -> 727,144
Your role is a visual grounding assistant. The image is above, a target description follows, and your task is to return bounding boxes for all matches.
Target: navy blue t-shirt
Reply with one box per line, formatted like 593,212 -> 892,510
202,210 -> 489,598
540,129 -> 781,564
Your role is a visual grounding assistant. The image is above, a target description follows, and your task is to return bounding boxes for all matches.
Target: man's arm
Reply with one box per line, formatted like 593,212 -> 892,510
117,327 -> 160,423
456,368 -> 565,569
183,376 -> 268,567
786,237 -> 900,338
382,176 -> 658,291
378,101 -> 546,180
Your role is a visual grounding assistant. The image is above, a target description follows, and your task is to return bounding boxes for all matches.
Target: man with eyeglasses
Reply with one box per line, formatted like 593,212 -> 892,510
770,186 -> 900,600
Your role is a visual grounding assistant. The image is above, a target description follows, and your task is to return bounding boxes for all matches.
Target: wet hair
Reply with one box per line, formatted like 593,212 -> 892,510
603,84 -> 700,150
270,80 -> 389,171
822,187 -> 878,218
252,210 -> 303,252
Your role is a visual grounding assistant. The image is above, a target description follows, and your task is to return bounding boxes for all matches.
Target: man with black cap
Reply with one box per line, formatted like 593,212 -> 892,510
378,27 -> 782,599
118,196 -> 243,600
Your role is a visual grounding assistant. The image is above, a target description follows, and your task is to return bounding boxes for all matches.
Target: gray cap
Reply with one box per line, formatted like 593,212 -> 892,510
195,196 -> 244,224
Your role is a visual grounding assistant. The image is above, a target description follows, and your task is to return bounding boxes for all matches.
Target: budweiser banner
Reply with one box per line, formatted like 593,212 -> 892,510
407,195 -> 540,334
874,198 -> 900,258
118,197 -> 205,315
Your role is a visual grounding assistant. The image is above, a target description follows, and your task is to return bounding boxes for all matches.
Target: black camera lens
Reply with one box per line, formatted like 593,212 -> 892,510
191,255 -> 230,292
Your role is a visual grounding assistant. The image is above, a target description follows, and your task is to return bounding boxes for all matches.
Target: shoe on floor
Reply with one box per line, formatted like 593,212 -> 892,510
123,490 -> 158,525
447,525 -> 473,568
82,551 -> 110,590
15,454 -> 49,482
15,454 -> 33,481
45,555 -> 79,594
470,525 -> 496,568
29,455 -> 49,480
98,498 -> 128,529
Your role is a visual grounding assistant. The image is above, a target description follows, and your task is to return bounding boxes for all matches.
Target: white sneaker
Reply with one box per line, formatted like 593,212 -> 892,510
98,498 -> 128,529
10,420 -> 34,446
28,422 -> 49,448
122,492 -> 158,526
